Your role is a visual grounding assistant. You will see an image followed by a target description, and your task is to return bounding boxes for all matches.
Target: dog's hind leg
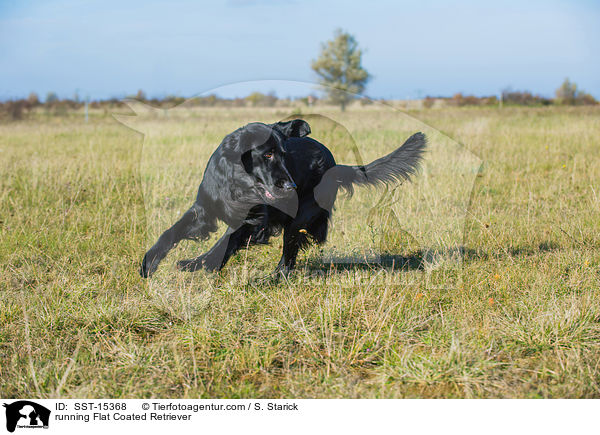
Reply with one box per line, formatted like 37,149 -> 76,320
140,203 -> 215,278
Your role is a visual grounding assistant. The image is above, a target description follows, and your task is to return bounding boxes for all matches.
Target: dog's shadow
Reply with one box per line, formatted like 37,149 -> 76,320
297,241 -> 561,274
304,252 -> 427,272
244,242 -> 563,287
248,250 -> 442,287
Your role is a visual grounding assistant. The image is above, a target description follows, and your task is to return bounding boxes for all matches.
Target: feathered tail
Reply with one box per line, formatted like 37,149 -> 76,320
335,132 -> 427,195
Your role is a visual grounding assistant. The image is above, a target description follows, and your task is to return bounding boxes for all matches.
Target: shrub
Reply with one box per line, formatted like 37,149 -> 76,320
423,97 -> 436,108
501,89 -> 552,106
245,92 -> 278,107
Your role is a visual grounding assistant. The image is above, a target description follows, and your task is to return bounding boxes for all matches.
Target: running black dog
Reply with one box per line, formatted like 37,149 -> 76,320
140,119 -> 426,278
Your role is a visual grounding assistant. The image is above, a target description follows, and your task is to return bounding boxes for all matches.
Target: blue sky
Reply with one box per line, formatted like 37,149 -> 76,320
0,0 -> 598,100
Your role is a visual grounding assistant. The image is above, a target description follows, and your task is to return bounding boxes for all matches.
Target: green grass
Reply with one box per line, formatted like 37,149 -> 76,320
1,105 -> 599,398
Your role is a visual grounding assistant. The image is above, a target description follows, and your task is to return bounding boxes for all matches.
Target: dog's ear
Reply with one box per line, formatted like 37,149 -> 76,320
220,129 -> 245,160
222,125 -> 271,160
272,119 -> 311,138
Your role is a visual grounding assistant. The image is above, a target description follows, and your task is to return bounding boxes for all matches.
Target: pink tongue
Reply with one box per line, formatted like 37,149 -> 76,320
265,190 -> 274,200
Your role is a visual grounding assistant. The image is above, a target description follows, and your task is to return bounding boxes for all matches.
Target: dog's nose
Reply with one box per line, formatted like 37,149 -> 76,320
282,180 -> 297,191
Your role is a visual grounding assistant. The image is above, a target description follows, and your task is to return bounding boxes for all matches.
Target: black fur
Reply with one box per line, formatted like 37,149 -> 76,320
140,119 -> 426,278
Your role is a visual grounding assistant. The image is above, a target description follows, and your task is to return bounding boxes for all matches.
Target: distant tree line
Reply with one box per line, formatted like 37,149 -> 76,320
0,79 -> 597,122
423,79 -> 597,108
0,90 -> 320,121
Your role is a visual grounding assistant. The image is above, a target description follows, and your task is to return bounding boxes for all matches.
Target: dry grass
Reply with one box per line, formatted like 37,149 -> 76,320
1,105 -> 599,398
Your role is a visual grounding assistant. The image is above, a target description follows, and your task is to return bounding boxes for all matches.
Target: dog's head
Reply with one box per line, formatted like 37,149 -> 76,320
223,119 -> 310,203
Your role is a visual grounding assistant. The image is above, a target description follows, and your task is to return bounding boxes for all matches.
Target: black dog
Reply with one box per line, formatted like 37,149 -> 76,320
140,119 -> 426,278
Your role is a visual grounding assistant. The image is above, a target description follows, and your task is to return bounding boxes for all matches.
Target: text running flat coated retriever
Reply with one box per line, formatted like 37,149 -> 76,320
140,119 -> 426,278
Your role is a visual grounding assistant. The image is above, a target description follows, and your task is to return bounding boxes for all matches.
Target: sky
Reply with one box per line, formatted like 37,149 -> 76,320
0,0 -> 598,101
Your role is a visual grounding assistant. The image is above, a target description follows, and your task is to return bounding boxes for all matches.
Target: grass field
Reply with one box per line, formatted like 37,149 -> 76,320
1,104 -> 599,398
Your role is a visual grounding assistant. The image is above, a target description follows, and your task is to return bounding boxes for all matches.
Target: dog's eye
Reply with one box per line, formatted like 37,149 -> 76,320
264,152 -> 273,160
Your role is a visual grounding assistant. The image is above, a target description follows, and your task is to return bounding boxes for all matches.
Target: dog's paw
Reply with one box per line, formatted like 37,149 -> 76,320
176,258 -> 202,272
273,265 -> 294,279
177,255 -> 222,273
140,254 -> 152,278
249,271 -> 283,286
140,249 -> 162,278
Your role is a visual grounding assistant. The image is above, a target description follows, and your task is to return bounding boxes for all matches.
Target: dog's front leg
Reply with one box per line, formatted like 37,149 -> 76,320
274,227 -> 307,277
177,224 -> 255,273
176,231 -> 232,273
140,203 -> 209,278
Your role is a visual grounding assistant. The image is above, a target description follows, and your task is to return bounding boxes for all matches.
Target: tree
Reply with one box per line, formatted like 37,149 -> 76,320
46,92 -> 58,104
555,78 -> 577,105
555,78 -> 597,105
27,92 -> 40,106
311,29 -> 370,111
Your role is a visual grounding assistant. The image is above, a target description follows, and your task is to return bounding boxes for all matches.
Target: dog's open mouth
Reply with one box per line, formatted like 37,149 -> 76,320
256,183 -> 276,202
257,183 -> 293,202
